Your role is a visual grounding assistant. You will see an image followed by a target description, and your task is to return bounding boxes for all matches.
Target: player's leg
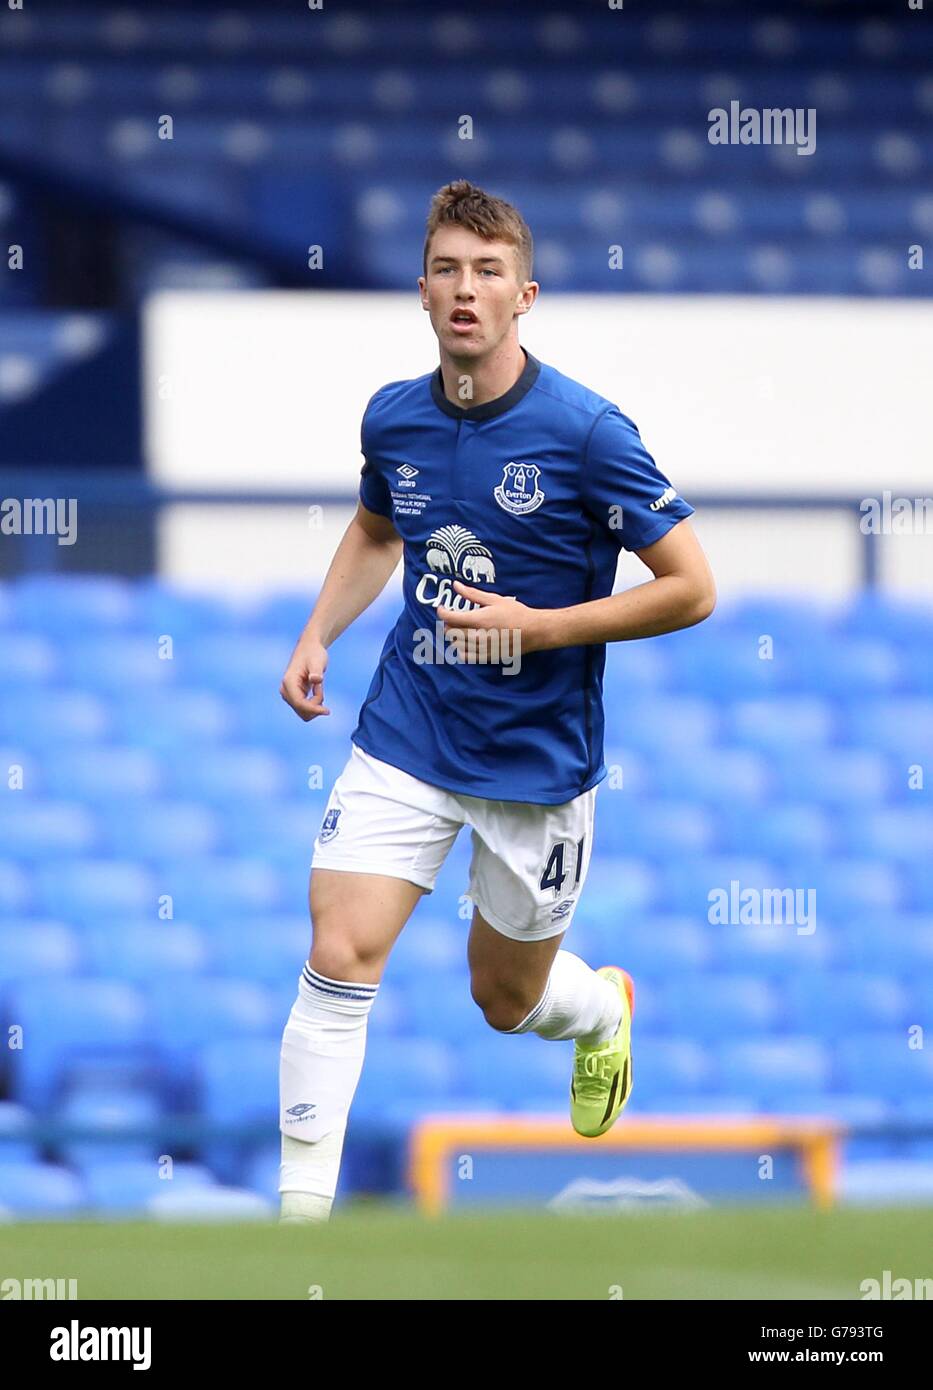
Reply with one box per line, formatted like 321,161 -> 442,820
464,784 -> 634,1136
468,907 -> 622,1045
279,868 -> 424,1224
279,743 -> 462,1222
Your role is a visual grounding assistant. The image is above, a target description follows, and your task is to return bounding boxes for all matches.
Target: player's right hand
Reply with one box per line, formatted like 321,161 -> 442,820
280,638 -> 331,721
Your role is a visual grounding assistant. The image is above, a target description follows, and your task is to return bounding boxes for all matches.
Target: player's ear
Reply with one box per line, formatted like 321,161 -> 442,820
519,281 -> 539,313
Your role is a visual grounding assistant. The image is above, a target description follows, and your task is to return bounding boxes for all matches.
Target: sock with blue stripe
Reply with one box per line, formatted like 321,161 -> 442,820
501,950 -> 622,1046
279,963 -> 378,1219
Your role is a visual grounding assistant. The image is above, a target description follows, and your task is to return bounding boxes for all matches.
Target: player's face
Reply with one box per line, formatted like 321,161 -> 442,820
419,226 -> 534,358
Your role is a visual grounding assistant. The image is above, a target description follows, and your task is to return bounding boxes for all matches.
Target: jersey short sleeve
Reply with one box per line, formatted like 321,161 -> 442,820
357,395 -> 393,518
582,406 -> 694,552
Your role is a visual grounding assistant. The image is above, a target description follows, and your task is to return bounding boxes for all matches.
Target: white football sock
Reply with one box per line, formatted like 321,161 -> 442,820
502,950 -> 622,1046
278,963 -> 378,1218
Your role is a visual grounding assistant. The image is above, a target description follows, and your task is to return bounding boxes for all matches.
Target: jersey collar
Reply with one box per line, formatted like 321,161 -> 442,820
430,348 -> 541,422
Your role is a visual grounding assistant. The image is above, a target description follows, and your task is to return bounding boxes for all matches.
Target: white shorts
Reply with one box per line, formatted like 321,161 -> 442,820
310,743 -> 598,941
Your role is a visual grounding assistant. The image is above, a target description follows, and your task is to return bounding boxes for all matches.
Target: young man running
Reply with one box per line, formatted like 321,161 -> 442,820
277,180 -> 716,1223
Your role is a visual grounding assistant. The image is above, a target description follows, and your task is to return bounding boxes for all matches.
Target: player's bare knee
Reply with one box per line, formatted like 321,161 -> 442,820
471,978 -> 536,1032
307,942 -> 382,984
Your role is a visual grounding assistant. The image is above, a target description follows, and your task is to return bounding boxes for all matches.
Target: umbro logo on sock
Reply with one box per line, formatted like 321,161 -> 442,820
286,1103 -> 317,1119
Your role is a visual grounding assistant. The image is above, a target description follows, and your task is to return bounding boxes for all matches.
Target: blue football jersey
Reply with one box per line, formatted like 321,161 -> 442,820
350,349 -> 694,804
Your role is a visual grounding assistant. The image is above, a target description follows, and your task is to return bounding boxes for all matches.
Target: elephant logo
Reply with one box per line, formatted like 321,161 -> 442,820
426,546 -> 452,572
422,525 -> 495,582
462,553 -> 495,582
416,525 -> 498,608
494,461 -> 544,515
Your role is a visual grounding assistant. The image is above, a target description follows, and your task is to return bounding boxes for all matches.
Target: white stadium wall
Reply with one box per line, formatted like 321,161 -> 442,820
142,291 -> 933,597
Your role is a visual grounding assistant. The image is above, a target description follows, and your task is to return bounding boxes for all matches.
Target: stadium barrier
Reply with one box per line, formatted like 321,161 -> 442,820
409,1115 -> 843,1214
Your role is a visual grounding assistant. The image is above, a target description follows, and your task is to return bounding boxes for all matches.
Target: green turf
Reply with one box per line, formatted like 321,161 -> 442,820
2,1203 -> 931,1299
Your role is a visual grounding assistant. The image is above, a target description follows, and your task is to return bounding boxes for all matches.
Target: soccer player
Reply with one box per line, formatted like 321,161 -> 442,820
277,180 -> 716,1223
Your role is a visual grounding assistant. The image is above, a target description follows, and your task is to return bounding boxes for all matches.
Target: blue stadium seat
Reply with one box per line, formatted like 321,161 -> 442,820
108,690 -> 232,749
30,746 -> 163,801
0,803 -> 96,858
0,633 -> 57,686
715,596 -> 838,643
766,1094 -> 890,1124
657,854 -> 778,916
33,858 -> 155,920
197,1037 -> 280,1126
717,803 -> 835,860
402,975 -> 480,1042
659,976 -> 779,1041
223,802 -> 322,860
835,1033 -> 933,1100
784,973 -> 910,1036
209,917 -> 309,982
629,1039 -> 709,1098
10,575 -> 135,632
809,859 -> 902,917
631,1093 -> 757,1115
151,979 -> 276,1076
710,924 -> 832,977
0,1161 -> 85,1216
715,1039 -> 831,1100
0,1101 -> 38,1165
163,747 -> 290,803
456,1034 -> 569,1107
8,979 -> 148,1108
579,858 -> 659,918
841,916 -> 933,973
649,748 -> 771,804
81,921 -> 208,982
585,917 -> 709,978
79,1160 -> 214,1213
146,1186 -> 274,1221
54,637 -> 177,691
383,915 -> 465,981
797,639 -> 901,697
133,580 -> 250,637
181,635 -> 295,692
841,1161 -> 933,1203
2,571 -> 933,1199
0,921 -> 80,986
57,1086 -> 162,1168
724,697 -> 837,754
0,691 -> 111,747
350,1039 -> 457,1119
599,696 -> 716,756
663,633 -> 791,697
773,749 -> 891,805
94,802 -> 222,858
841,808 -> 933,863
840,697 -> 933,760
597,802 -> 715,857
840,593 -> 933,644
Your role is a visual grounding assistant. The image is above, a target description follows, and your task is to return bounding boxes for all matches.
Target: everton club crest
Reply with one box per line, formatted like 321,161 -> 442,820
319,808 -> 341,843
493,462 -> 545,515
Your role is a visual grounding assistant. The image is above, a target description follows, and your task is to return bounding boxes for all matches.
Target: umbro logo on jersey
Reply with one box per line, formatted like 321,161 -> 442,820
494,462 -> 545,515
286,1103 -> 317,1118
396,463 -> 419,488
649,486 -> 677,511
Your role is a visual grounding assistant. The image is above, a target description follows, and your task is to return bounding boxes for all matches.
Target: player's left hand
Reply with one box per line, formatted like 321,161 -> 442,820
436,581 -> 549,655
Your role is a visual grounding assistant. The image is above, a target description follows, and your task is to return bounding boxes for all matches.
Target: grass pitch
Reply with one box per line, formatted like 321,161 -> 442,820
1,1203 -> 930,1299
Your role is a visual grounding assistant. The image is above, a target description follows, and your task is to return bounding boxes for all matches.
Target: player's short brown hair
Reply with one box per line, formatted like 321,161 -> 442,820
423,180 -> 534,283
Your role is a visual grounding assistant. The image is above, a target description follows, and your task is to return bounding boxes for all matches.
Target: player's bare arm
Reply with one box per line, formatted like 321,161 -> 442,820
436,516 -> 715,654
280,502 -> 403,721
